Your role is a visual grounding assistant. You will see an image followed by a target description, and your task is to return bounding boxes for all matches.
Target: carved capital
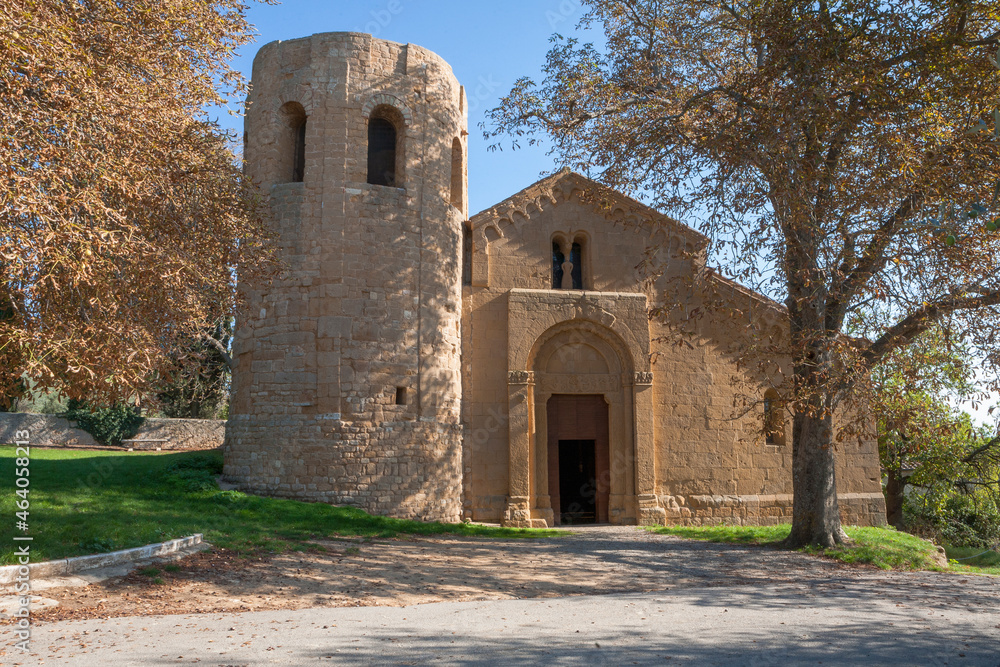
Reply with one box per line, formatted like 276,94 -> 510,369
507,370 -> 534,385
634,371 -> 654,386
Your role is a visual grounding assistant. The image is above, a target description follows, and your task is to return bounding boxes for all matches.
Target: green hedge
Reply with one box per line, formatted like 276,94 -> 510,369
62,399 -> 145,446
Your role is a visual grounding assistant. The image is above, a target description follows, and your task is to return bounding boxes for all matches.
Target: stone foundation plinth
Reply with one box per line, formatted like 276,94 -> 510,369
657,493 -> 887,527
224,415 -> 463,523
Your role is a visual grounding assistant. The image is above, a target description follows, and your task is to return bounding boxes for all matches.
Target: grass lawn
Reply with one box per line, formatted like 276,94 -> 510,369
648,524 -> 951,572
0,446 -> 557,565
944,546 -> 1000,576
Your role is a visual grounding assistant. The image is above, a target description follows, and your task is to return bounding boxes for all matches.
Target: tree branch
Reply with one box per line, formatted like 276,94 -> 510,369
827,192 -> 921,330
862,289 -> 1000,367
963,434 -> 1000,464
200,332 -> 234,370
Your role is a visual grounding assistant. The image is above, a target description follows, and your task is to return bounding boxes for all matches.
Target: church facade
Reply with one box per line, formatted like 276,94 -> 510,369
223,32 -> 887,528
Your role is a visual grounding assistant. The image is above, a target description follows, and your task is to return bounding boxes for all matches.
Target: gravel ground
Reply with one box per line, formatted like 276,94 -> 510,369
1,525 -> 996,626
1,525 -> 998,666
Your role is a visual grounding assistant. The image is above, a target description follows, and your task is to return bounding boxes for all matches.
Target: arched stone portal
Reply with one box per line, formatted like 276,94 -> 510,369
503,311 -> 664,527
547,394 -> 610,525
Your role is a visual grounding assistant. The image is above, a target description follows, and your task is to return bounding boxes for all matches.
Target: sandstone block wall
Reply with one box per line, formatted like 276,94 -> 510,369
133,418 -> 226,451
224,415 -> 462,520
463,171 -> 887,527
226,33 -> 468,522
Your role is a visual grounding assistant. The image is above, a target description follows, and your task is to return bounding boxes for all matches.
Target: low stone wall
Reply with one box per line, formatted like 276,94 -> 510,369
0,413 -> 224,450
131,418 -> 226,451
658,492 -> 888,527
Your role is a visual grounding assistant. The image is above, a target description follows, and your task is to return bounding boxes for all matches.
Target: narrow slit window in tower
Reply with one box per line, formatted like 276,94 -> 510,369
291,118 -> 306,183
368,117 -> 398,186
278,101 -> 307,184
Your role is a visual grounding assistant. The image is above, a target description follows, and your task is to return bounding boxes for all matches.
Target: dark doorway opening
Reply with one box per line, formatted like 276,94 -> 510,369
558,439 -> 597,524
547,394 -> 610,525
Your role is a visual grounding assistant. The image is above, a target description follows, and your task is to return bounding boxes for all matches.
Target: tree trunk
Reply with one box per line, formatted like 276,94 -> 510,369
786,403 -> 849,548
884,468 -> 905,529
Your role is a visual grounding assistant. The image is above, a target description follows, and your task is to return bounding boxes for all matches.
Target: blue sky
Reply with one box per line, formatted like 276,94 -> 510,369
217,0 -> 591,214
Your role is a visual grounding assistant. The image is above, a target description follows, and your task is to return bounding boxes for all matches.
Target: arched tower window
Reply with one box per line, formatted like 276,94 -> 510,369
450,137 -> 465,211
367,105 -> 405,187
764,389 -> 785,446
278,101 -> 307,184
552,240 -> 566,289
570,240 -> 584,290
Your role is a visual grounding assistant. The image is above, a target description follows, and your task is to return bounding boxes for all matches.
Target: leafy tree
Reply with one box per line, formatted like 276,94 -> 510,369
866,326 -> 980,525
903,422 -> 1000,549
0,289 -> 23,411
488,1 -> 1000,546
0,0 -> 275,408
862,324 -> 1000,538
154,318 -> 233,419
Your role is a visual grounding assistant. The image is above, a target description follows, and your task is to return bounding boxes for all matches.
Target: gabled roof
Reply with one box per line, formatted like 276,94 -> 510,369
471,169 -> 789,317
470,169 -> 709,250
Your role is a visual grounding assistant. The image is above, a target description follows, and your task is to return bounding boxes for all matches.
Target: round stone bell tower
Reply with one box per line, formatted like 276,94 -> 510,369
224,32 -> 468,522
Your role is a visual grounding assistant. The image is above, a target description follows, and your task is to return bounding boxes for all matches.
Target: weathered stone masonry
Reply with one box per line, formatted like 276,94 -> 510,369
225,33 -> 466,521
225,32 -> 887,528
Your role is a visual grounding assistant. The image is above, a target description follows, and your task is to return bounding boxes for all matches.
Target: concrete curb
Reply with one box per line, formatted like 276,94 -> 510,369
0,534 -> 203,584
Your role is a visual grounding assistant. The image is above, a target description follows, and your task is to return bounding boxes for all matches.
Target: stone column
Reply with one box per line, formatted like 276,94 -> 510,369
503,370 -> 534,527
533,389 -> 554,527
607,391 -> 626,523
633,371 -> 665,525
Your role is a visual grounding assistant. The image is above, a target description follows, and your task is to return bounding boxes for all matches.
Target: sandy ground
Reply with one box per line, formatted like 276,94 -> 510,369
0,526 -> 891,623
3,527 -> 999,666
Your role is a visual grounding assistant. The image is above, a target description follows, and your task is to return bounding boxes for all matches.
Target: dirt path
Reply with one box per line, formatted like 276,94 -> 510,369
10,526 -> 998,624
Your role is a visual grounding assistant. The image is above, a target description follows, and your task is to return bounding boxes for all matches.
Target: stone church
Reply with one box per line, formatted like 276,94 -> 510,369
223,32 -> 887,528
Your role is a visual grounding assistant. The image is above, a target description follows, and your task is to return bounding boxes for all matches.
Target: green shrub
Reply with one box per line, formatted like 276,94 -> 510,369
906,490 -> 1000,550
164,452 -> 223,474
165,468 -> 218,492
63,399 -> 144,446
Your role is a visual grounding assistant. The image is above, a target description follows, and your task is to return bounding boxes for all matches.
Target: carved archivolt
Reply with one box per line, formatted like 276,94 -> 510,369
526,319 -> 635,377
